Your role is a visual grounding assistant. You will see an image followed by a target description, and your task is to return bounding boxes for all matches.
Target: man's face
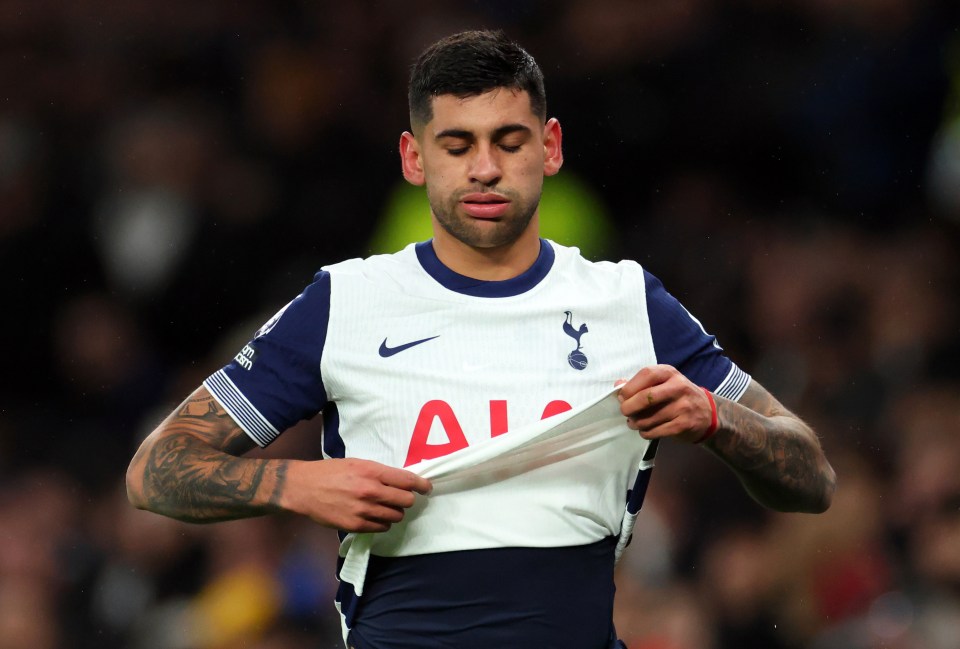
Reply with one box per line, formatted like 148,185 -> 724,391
401,88 -> 562,251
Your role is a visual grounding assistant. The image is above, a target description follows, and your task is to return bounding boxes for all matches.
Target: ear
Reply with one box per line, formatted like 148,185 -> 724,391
400,131 -> 425,186
543,118 -> 563,177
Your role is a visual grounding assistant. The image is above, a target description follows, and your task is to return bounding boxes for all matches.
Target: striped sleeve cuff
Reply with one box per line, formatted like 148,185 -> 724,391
203,370 -> 281,447
713,363 -> 751,402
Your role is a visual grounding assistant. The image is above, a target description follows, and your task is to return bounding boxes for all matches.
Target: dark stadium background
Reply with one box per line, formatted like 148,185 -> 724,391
2,1 -> 960,647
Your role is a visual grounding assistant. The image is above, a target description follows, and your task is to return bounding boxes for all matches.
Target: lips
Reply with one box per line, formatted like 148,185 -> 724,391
461,193 -> 510,219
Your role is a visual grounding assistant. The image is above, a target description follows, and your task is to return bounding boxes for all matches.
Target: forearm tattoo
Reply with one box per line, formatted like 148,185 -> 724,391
706,383 -> 835,513
136,393 -> 288,523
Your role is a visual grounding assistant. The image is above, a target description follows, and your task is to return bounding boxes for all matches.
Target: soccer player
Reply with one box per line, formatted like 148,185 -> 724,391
126,30 -> 836,649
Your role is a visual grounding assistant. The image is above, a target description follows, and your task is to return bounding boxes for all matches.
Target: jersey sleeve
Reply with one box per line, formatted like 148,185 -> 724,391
644,269 -> 751,401
203,271 -> 332,446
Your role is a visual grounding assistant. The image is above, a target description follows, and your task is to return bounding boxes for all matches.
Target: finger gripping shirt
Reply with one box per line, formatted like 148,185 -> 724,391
204,239 -> 750,648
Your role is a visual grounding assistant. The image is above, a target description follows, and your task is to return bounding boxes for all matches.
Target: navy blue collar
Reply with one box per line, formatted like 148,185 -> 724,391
414,239 -> 555,297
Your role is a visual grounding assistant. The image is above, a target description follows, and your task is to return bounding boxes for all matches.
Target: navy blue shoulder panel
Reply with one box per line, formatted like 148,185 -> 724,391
218,270 -> 331,438
644,269 -> 733,391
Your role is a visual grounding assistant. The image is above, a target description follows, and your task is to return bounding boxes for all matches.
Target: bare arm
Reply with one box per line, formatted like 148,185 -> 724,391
618,365 -> 836,513
126,386 -> 279,523
703,380 -> 836,513
126,386 -> 432,530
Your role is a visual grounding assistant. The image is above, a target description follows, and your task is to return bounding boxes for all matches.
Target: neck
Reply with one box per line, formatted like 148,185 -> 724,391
431,220 -> 542,281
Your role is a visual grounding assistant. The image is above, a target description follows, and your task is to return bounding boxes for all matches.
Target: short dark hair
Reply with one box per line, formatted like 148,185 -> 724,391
408,30 -> 546,128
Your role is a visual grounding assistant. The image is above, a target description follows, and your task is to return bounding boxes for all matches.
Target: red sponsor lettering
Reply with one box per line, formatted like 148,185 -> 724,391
490,400 -> 508,437
404,400 -> 469,466
405,399 -> 574,465
541,400 -> 573,419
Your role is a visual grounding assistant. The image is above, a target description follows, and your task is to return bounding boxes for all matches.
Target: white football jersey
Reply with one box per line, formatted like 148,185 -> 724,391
204,238 -> 750,646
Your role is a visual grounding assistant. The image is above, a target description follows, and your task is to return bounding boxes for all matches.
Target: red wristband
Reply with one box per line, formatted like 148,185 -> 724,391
695,387 -> 718,444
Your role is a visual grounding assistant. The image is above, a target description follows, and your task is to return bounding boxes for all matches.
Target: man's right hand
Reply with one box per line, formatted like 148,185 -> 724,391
283,458 -> 433,533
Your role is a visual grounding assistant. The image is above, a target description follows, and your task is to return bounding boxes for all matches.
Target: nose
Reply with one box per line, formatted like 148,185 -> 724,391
469,143 -> 501,186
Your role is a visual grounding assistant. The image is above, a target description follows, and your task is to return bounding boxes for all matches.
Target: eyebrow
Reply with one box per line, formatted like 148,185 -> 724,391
434,123 -> 532,142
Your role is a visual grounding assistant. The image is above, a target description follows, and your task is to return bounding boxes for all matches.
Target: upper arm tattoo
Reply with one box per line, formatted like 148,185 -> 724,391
136,389 -> 286,522
707,380 -> 835,512
735,380 -> 790,419
175,392 -> 257,456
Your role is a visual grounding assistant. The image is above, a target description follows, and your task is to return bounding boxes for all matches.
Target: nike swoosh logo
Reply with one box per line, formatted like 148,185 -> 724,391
379,335 -> 440,358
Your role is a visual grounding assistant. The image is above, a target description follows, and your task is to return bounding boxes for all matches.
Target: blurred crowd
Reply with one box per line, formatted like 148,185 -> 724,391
2,1 -> 960,648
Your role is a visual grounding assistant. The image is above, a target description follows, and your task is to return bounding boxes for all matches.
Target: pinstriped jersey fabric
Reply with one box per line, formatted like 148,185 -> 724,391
203,238 -> 751,645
